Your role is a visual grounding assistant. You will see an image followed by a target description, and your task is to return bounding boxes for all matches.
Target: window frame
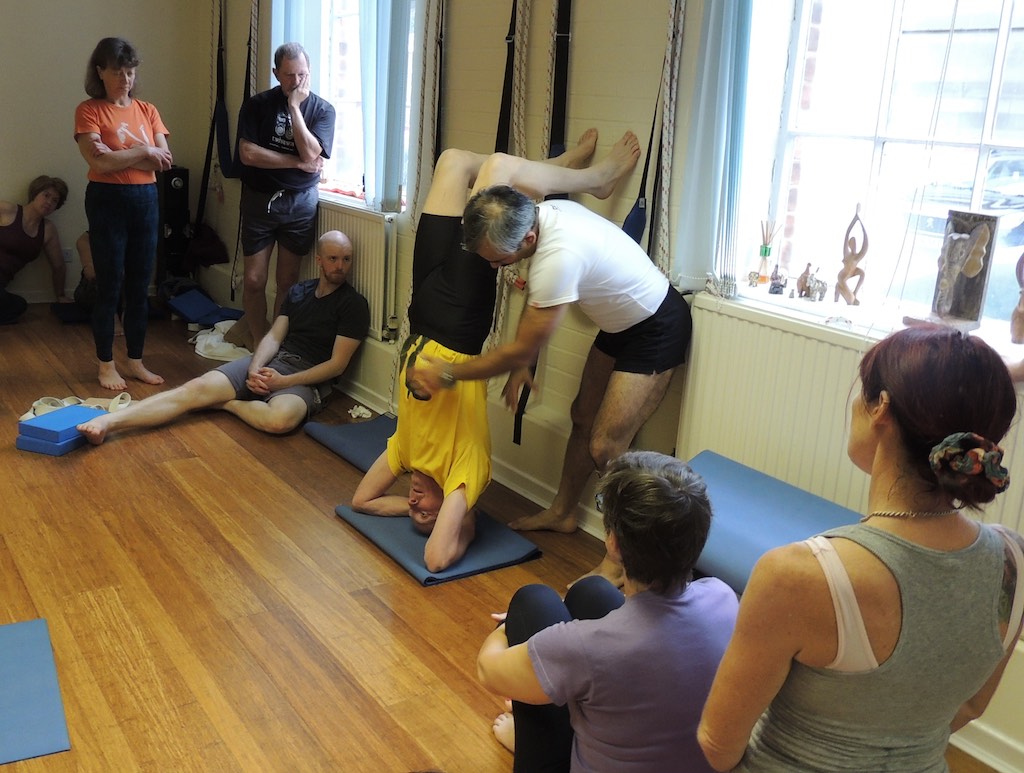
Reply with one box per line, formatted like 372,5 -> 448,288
727,0 -> 1024,346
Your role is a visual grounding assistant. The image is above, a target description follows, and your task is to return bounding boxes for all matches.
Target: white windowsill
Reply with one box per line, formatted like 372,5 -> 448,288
697,290 -> 1024,361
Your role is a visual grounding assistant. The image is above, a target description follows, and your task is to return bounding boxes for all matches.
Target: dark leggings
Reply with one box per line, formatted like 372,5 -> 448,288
504,576 -> 625,773
85,181 -> 158,361
0,288 -> 27,324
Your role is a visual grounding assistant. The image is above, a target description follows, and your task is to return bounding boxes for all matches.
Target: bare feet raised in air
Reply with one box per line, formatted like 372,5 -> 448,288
569,554 -> 625,590
492,712 -> 515,753
509,507 -> 577,534
127,358 -> 164,385
588,130 -> 641,199
77,415 -> 113,446
98,360 -> 127,391
553,128 -> 599,170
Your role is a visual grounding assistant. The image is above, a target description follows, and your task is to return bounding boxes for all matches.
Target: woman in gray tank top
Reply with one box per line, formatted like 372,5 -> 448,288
698,324 -> 1024,772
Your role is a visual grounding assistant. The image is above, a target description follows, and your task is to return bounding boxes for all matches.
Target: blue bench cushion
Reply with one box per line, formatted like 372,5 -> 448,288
688,450 -> 860,593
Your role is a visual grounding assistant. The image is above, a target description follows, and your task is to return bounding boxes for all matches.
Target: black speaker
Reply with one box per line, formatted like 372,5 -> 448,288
158,167 -> 190,276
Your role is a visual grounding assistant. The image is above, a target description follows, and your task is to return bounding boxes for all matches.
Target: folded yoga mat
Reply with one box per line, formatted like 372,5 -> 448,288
305,415 -> 398,473
0,619 -> 71,764
335,505 -> 542,586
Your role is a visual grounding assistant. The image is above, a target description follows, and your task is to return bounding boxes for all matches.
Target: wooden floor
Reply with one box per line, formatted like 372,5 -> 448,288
0,305 -> 997,772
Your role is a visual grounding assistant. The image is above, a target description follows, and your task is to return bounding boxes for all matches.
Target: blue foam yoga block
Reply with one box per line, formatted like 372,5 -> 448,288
16,434 -> 88,457
168,289 -> 243,326
18,405 -> 106,443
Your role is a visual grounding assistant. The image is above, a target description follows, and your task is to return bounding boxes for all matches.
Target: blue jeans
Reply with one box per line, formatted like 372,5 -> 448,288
85,182 -> 158,361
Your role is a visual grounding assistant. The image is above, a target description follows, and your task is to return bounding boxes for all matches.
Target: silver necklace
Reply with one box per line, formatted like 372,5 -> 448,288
860,509 -> 959,523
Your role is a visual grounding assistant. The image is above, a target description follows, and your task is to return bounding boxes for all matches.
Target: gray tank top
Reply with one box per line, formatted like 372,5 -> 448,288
736,523 -> 1006,772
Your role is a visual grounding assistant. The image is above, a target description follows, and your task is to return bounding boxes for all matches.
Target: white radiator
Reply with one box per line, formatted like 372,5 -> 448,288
678,295 -> 1024,533
313,200 -> 398,341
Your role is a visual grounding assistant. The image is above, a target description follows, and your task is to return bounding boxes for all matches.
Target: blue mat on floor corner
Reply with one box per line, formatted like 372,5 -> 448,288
335,505 -> 542,586
305,414 -> 398,472
0,619 -> 71,765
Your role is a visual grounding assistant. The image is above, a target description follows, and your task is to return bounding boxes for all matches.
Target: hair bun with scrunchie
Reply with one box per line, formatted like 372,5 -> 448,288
929,432 -> 1010,492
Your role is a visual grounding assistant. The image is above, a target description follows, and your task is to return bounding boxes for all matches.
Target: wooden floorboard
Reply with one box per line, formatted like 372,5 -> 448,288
0,305 -> 998,772
0,306 -> 597,772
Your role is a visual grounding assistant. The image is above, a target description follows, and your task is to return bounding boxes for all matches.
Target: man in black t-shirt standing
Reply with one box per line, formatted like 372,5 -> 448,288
237,42 -> 336,344
77,231 -> 368,445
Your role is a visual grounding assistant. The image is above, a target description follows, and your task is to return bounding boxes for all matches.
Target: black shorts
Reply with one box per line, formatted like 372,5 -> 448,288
240,185 -> 318,256
594,287 -> 692,374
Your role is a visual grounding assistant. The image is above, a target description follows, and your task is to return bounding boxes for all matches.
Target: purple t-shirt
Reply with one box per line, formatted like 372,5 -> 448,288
529,578 -> 738,772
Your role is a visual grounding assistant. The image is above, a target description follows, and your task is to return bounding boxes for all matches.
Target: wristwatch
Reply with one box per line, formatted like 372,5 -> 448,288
440,363 -> 456,389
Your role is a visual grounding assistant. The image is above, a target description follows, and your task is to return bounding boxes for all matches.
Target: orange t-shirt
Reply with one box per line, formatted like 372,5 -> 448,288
74,98 -> 170,185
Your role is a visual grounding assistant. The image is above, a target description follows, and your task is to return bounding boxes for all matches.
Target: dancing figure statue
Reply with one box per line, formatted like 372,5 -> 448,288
835,205 -> 868,305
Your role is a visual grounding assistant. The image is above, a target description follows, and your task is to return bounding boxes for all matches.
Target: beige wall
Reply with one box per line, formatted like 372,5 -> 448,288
1,0 -> 211,300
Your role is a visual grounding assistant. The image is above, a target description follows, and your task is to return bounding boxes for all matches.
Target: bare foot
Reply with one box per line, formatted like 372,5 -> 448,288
98,360 -> 127,391
509,508 -> 577,534
127,358 -> 164,385
77,416 -> 112,446
492,712 -> 515,753
569,554 -> 625,590
589,130 -> 641,199
553,128 -> 599,170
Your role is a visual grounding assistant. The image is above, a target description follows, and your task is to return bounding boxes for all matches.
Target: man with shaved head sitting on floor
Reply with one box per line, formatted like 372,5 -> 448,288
77,230 -> 369,443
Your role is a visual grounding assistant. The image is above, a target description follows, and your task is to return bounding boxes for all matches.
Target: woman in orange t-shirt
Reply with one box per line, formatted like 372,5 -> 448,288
74,37 -> 173,391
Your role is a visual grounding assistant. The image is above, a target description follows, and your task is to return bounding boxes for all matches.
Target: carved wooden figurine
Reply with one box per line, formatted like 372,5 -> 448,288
797,263 -> 812,297
835,205 -> 868,305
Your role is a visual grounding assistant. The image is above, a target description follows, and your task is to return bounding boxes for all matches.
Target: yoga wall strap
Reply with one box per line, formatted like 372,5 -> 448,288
653,0 -> 685,274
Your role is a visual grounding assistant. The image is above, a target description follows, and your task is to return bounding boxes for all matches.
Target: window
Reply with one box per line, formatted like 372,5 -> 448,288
737,0 -> 1024,327
272,0 -> 414,211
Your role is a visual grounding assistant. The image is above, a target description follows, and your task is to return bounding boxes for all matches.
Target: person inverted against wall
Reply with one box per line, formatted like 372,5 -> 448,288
353,130 -> 641,573
410,133 -> 690,588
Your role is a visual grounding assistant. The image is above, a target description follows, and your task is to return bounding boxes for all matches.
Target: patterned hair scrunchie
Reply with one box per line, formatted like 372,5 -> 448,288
929,432 -> 1010,492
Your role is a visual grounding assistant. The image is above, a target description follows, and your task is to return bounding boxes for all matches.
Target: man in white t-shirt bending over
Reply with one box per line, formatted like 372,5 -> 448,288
410,181 -> 692,586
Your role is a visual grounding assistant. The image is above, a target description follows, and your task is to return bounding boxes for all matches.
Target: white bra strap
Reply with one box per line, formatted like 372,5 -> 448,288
993,526 -> 1024,652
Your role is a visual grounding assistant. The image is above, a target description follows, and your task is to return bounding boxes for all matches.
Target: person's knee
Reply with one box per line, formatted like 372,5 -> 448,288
259,400 -> 306,434
180,371 -> 235,409
506,584 -> 567,644
477,152 -> 517,186
435,147 -> 478,182
564,575 -> 624,620
588,432 -> 624,473
243,268 -> 269,293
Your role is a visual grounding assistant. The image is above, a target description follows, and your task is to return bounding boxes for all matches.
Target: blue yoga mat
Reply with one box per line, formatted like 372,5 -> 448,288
689,451 -> 860,593
336,505 -> 541,586
305,415 -> 398,473
0,619 -> 71,764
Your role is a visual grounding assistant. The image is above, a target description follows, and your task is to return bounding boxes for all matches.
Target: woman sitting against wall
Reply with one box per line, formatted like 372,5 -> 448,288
699,324 -> 1024,772
0,175 -> 71,323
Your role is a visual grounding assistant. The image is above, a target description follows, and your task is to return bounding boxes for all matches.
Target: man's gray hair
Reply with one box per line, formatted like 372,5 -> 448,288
275,42 -> 310,69
463,185 -> 537,254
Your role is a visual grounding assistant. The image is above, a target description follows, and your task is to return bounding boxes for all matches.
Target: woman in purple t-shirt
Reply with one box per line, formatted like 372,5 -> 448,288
477,451 -> 739,772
